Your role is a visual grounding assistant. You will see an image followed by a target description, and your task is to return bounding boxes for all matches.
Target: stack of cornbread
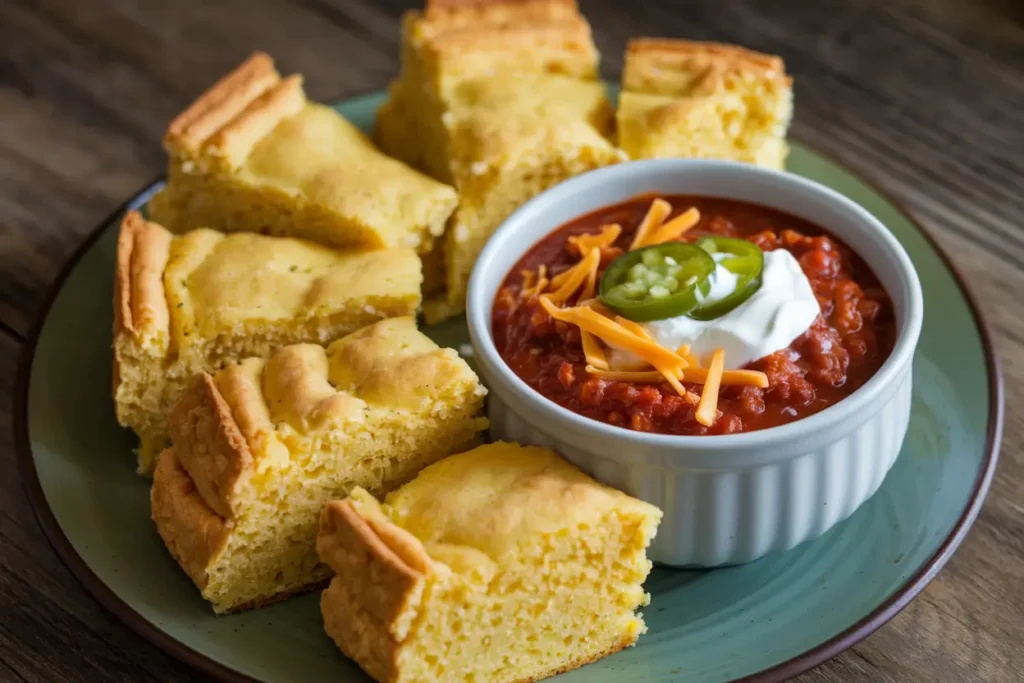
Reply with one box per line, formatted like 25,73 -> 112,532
376,0 -> 626,321
376,0 -> 792,321
111,0 -> 794,679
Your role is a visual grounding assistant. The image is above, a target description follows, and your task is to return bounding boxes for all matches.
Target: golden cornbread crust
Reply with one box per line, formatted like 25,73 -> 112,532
151,448 -> 329,612
151,447 -> 228,590
112,211 -> 422,474
152,318 -> 488,613
617,37 -> 793,169
410,0 -> 596,70
156,52 -> 458,255
377,0 -> 617,321
624,38 -> 791,93
165,52 -> 283,155
167,373 -> 253,520
317,443 -> 662,683
114,210 -> 172,341
423,0 -> 579,22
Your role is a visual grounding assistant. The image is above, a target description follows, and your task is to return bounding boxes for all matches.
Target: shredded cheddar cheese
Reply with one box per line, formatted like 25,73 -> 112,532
585,362 -> 767,388
585,366 -> 665,382
581,332 -> 608,369
675,344 -> 701,367
695,348 -> 725,427
538,296 -> 687,373
512,197 -> 769,427
521,269 -> 536,291
629,199 -> 673,250
568,223 -> 621,256
614,316 -> 654,341
519,265 -> 548,299
645,208 -> 701,246
686,367 -> 769,388
549,248 -> 601,304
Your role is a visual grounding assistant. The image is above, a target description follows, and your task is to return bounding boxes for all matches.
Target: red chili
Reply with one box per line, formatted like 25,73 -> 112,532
492,194 -> 896,436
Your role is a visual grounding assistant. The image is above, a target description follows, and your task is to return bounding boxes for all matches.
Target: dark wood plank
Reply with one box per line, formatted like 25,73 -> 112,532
0,334 -> 200,682
0,0 -> 1021,681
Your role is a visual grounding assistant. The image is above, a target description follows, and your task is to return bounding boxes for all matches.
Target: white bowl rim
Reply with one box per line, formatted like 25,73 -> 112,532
466,158 -> 924,453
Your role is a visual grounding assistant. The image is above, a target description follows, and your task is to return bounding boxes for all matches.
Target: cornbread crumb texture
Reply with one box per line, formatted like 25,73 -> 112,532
403,0 -> 599,100
158,51 -> 457,252
318,442 -> 662,683
152,317 -> 488,613
112,211 -> 421,473
442,72 -> 624,310
618,38 -> 793,169
377,0 -> 619,320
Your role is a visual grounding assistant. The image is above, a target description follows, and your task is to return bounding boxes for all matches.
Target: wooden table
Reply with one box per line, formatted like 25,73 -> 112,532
1,0 -> 1021,681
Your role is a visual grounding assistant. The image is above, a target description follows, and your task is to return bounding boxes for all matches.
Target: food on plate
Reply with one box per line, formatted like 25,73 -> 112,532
151,317 -> 488,613
492,194 -> 895,435
378,0 -> 601,183
113,211 -> 421,473
149,51 -> 458,257
616,39 -> 793,169
377,0 -> 623,319
317,442 -> 662,683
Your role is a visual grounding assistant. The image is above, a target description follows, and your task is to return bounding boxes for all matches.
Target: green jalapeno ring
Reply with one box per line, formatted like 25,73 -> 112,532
599,243 -> 715,322
689,236 -> 765,320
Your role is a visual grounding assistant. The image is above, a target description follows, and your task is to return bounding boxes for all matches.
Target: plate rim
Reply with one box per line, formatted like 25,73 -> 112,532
12,115 -> 1004,683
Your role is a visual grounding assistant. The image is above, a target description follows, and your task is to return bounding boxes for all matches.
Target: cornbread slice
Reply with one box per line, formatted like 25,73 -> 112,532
440,74 -> 623,317
317,442 -> 662,683
379,0 -> 601,183
151,317 -> 488,613
113,211 -> 421,473
617,38 -> 793,169
378,2 -> 619,321
151,51 -> 457,254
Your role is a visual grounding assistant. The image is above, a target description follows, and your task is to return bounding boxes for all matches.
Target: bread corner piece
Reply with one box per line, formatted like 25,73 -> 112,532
378,0 -> 600,183
317,442 -> 662,683
617,38 -> 793,169
113,210 -> 422,474
151,317 -> 488,613
377,1 -> 620,323
154,51 -> 457,255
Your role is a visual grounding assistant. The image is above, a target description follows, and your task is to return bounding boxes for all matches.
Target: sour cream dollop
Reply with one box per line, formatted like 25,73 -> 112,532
642,249 -> 820,369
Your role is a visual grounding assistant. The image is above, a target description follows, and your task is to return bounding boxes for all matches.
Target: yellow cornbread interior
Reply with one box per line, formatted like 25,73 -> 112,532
376,1 -> 621,320
317,442 -> 662,683
382,0 -> 601,182
400,0 -> 599,107
152,53 -> 457,254
151,317 -> 488,613
441,73 -> 622,316
617,39 -> 793,169
113,213 -> 421,474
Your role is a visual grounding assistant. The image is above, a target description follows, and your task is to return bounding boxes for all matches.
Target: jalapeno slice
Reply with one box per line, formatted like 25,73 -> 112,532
689,236 -> 764,321
599,243 -> 715,322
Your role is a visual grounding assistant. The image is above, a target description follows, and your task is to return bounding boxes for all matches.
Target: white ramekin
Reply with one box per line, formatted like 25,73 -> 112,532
467,159 -> 924,567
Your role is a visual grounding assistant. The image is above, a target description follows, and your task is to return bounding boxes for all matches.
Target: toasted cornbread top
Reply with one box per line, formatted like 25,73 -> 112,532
115,212 -> 421,355
168,318 -> 485,519
402,0 -> 598,97
233,103 -> 456,249
165,52 -> 305,168
422,0 -> 580,23
617,90 -> 722,132
623,38 -> 791,97
345,443 -> 662,567
445,73 -> 619,178
162,53 -> 458,250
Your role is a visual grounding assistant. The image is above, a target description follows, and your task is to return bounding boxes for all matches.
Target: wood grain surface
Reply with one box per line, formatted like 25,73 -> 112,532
1,0 -> 1021,681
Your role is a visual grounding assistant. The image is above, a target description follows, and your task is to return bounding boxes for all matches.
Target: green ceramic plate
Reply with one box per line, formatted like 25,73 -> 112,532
15,91 -> 1003,683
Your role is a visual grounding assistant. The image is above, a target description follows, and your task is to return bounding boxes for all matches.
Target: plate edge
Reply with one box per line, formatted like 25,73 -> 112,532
11,98 -> 1005,683
12,176 -> 263,683
731,143 -> 1005,683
